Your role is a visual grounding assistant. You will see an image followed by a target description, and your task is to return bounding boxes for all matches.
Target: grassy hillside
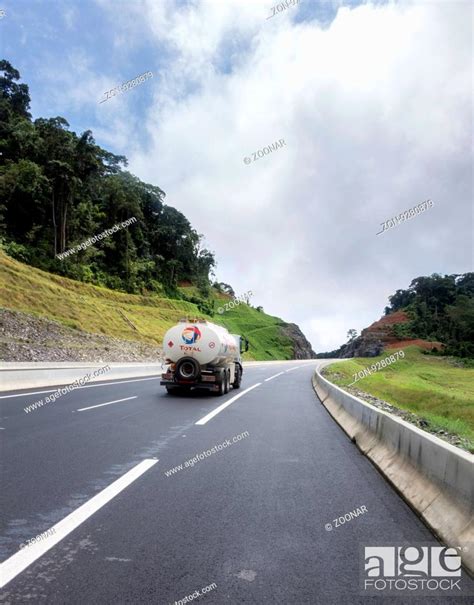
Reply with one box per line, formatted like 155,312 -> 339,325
322,346 -> 474,451
0,250 -> 294,360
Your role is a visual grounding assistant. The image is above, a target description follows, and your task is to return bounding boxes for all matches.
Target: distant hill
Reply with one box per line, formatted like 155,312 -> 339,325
0,250 -> 315,361
317,273 -> 474,359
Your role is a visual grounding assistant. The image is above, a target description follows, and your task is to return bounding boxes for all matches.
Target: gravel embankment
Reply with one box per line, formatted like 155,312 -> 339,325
0,308 -> 163,363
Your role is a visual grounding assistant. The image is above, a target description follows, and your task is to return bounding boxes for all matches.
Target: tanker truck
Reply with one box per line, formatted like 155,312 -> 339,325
160,319 -> 249,395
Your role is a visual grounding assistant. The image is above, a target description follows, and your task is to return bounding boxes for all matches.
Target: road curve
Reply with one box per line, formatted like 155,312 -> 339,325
0,361 -> 472,604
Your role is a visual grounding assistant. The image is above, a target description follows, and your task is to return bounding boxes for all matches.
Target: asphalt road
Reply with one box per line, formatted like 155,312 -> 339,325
0,361 -> 472,604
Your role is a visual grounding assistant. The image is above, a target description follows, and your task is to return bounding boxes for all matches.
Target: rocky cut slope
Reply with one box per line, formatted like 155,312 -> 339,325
319,311 -> 442,358
0,308 -> 164,363
339,311 -> 410,358
280,323 -> 316,359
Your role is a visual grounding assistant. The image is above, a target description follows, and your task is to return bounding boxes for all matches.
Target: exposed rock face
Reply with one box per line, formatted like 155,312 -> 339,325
0,308 -> 163,363
359,311 -> 411,344
320,310 -> 444,359
319,311 -> 411,358
280,323 -> 317,359
338,336 -> 384,358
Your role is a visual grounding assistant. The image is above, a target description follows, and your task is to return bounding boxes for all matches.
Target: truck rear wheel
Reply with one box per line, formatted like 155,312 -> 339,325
215,369 -> 225,396
224,369 -> 230,394
233,365 -> 242,389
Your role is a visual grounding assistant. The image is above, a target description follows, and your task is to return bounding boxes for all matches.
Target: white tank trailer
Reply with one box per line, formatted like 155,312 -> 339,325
160,319 -> 249,395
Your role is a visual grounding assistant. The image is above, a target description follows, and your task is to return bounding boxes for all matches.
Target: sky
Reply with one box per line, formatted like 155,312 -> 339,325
1,0 -> 472,352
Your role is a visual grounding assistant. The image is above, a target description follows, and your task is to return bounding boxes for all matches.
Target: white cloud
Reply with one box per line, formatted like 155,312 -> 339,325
101,0 -> 472,351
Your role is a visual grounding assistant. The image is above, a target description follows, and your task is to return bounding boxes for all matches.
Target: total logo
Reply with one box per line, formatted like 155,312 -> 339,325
182,326 -> 202,345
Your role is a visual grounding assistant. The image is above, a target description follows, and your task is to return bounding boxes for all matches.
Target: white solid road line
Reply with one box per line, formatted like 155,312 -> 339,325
77,396 -> 138,412
195,383 -> 262,426
0,458 -> 158,589
264,371 -> 285,382
0,376 -> 161,400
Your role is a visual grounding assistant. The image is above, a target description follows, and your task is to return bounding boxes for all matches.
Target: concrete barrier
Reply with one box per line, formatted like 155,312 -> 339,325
0,362 -> 164,391
0,359 -> 310,392
312,367 -> 474,573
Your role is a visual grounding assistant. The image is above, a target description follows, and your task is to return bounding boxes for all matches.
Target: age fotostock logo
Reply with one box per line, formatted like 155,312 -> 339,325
362,546 -> 465,595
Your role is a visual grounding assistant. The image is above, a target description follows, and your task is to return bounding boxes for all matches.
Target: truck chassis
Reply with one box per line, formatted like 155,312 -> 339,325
161,356 -> 242,396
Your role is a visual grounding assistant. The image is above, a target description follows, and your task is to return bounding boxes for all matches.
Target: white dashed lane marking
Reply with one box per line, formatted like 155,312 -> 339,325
77,396 -> 137,412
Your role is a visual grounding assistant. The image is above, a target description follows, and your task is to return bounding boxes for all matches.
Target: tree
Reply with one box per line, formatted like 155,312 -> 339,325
385,288 -> 415,314
0,60 -> 31,118
219,283 -> 235,297
346,329 -> 358,342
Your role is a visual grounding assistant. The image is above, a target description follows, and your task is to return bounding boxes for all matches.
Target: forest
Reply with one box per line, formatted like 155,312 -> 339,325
0,60 -> 215,297
385,273 -> 474,357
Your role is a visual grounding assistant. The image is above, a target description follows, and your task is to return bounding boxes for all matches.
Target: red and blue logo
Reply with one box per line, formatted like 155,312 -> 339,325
182,326 -> 202,345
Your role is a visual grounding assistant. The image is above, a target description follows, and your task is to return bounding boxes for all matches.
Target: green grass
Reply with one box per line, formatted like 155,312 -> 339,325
0,250 -> 294,360
322,346 -> 474,449
212,307 -> 294,360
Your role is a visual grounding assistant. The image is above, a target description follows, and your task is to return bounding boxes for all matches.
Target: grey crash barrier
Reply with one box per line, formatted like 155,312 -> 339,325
0,362 -> 164,392
312,367 -> 474,573
0,360 -> 305,392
